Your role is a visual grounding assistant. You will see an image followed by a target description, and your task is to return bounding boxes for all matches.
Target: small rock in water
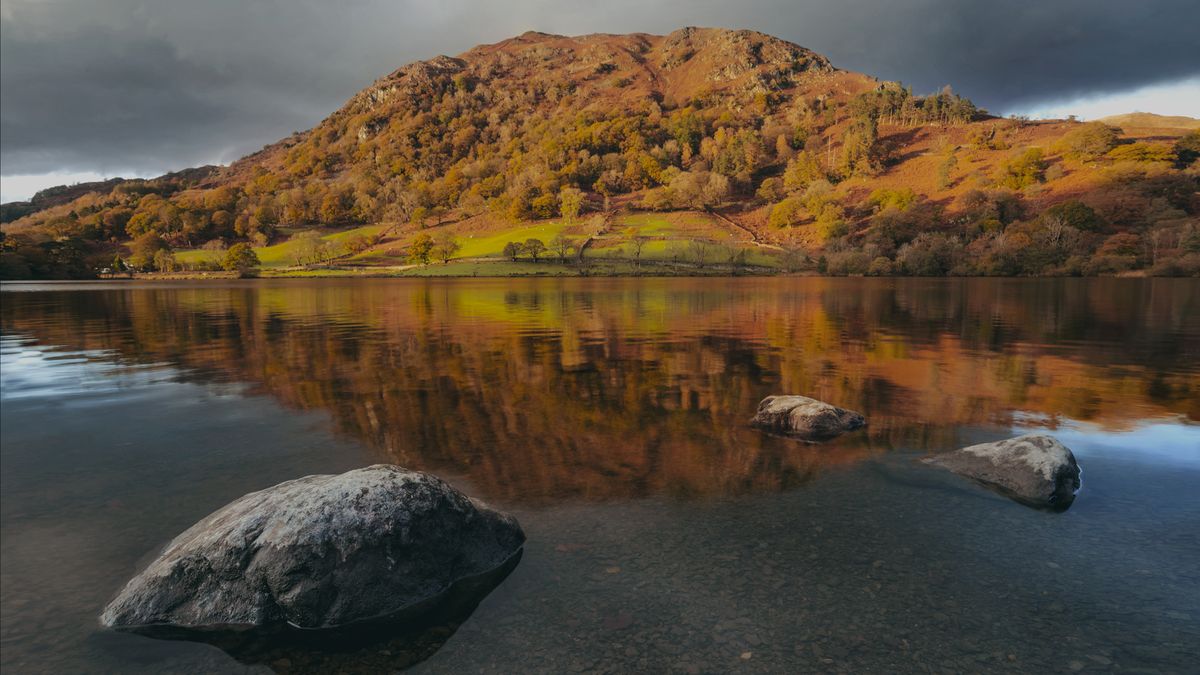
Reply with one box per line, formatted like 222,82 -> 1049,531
923,434 -> 1081,510
750,395 -> 866,440
101,464 -> 525,632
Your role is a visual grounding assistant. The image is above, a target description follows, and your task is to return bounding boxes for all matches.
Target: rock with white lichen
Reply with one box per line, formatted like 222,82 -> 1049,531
750,395 -> 866,440
101,464 -> 525,633
923,434 -> 1081,510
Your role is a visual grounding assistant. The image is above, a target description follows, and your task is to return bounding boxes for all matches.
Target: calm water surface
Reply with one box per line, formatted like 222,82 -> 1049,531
1,278 -> 1198,673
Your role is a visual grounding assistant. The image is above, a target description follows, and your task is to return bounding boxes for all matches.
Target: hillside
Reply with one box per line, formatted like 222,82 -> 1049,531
1099,112 -> 1200,132
2,27 -> 1198,279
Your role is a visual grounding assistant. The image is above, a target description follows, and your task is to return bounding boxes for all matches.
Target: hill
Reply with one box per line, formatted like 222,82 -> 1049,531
2,27 -> 1198,279
1099,112 -> 1200,132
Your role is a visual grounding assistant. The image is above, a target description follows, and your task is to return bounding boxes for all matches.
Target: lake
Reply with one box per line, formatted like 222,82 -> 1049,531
1,277 -> 1198,673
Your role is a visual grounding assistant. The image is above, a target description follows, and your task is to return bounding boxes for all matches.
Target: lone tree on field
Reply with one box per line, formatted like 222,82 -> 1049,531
686,240 -> 710,269
222,243 -> 261,276
408,232 -> 434,265
432,231 -> 461,264
503,241 -> 522,262
550,234 -> 575,263
624,227 -> 649,267
524,238 -> 546,262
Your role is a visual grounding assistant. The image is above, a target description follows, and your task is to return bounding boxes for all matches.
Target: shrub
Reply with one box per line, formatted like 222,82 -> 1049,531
1057,122 -> 1119,160
1084,255 -> 1137,275
825,251 -> 871,275
867,187 -> 918,212
1149,253 -> 1200,277
867,256 -> 894,276
1098,232 -> 1142,257
1041,200 -> 1103,231
1174,130 -> 1200,166
1001,148 -> 1046,190
768,197 -> 805,228
755,177 -> 784,203
896,233 -> 963,276
1107,142 -> 1175,164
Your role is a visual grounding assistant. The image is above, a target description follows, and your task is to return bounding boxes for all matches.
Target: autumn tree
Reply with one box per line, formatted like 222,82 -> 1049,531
756,177 -> 784,203
782,151 -> 825,192
531,193 -> 558,219
153,249 -> 178,273
222,243 -> 261,275
408,232 -> 435,265
666,171 -> 730,210
839,117 -> 879,178
559,187 -> 584,222
320,191 -> 353,225
128,231 -> 168,270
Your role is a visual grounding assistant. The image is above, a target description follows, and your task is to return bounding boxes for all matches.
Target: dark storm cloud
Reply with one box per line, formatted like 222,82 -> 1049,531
2,0 -> 1197,178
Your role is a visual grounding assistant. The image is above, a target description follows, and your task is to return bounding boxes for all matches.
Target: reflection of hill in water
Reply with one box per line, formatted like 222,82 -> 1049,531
3,278 -> 1197,504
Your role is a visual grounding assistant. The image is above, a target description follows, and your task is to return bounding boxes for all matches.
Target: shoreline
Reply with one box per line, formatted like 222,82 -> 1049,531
1,270 -> 1165,283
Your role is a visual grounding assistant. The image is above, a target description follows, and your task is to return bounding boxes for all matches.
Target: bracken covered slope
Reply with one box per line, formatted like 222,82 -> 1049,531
2,27 -> 1198,278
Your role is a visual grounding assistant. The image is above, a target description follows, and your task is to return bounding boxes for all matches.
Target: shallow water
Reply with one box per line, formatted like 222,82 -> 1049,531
1,277 -> 1198,673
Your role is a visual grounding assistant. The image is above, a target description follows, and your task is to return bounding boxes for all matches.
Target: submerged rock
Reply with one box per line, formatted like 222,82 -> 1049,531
101,464 -> 525,632
750,395 -> 866,440
923,434 -> 1081,510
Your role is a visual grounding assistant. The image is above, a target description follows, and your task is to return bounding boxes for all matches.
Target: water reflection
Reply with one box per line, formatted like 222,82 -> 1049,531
4,278 -> 1200,674
3,278 -> 1196,505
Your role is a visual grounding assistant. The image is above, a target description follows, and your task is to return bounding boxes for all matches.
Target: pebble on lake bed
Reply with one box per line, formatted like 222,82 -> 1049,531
750,395 -> 866,441
923,434 -> 1081,511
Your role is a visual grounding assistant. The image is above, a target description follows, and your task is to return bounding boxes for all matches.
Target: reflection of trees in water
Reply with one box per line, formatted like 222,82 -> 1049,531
3,279 -> 1196,503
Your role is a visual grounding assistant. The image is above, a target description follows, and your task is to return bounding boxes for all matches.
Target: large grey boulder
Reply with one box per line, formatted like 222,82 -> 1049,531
101,465 -> 525,632
751,395 -> 866,440
924,434 -> 1081,510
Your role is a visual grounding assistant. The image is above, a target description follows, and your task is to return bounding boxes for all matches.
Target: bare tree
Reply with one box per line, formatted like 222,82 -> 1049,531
630,235 -> 648,267
781,244 -> 809,273
687,240 -> 710,269
725,247 -> 747,273
550,234 -> 575,263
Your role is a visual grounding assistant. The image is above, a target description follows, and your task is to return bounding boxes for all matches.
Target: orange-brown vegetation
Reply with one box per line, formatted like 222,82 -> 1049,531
3,279 -> 1195,502
2,28 -> 1197,279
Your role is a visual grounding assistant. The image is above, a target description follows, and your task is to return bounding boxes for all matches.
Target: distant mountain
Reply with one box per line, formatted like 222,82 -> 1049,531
1,178 -> 127,223
2,28 -> 1197,279
1098,112 -> 1200,131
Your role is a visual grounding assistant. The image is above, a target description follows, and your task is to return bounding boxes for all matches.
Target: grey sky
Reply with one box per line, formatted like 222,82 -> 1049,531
2,0 -> 1198,201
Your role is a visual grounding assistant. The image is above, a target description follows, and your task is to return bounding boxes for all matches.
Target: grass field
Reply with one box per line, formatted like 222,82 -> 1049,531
169,214 -> 786,277
454,222 -> 572,258
175,225 -> 389,269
